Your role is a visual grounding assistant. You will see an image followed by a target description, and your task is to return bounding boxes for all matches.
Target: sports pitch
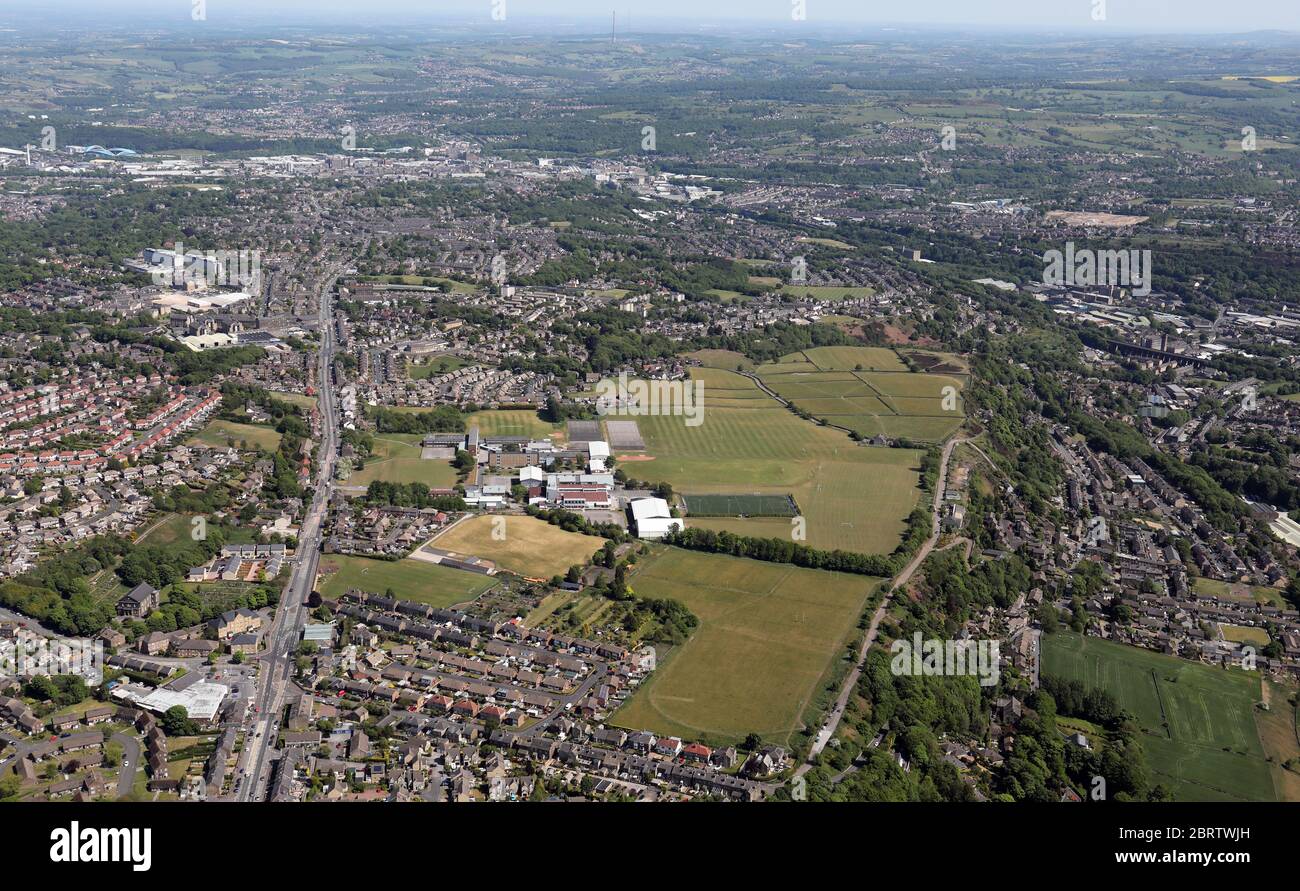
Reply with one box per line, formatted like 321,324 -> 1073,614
611,548 -> 880,746
317,554 -> 496,607
756,347 -> 966,443
1042,632 -> 1277,801
430,514 -> 603,580
347,434 -> 459,488
682,493 -> 798,517
628,367 -> 923,555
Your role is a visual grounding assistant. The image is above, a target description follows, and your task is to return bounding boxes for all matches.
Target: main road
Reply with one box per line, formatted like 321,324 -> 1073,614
796,435 -> 971,779
237,264 -> 344,801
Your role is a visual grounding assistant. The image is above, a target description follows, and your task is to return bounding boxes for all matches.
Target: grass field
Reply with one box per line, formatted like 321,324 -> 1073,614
317,554 -> 495,607
269,391 -> 318,410
347,434 -> 458,488
684,349 -> 754,372
465,409 -> 562,440
1192,576 -> 1288,608
135,512 -> 200,546
430,515 -> 602,579
1221,624 -> 1270,646
755,347 -> 965,443
611,548 -> 879,747
187,420 -> 281,452
803,345 -> 908,372
1042,632 -> 1277,801
1258,680 -> 1300,802
682,493 -> 798,517
408,354 -> 470,379
625,367 -> 922,555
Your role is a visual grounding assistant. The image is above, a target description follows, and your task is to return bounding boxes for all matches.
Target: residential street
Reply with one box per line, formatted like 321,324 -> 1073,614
238,264 -> 343,801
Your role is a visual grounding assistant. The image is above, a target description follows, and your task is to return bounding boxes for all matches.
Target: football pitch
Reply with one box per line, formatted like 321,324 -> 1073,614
682,493 -> 798,517
1042,632 -> 1277,801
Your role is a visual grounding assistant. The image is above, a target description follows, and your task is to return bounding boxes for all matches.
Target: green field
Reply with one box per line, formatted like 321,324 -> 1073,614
1221,624 -> 1270,646
1042,632 -> 1277,802
683,349 -> 754,372
317,554 -> 495,606
1191,576 -> 1288,608
625,367 -> 922,555
408,354 -> 470,379
755,348 -> 965,443
682,493 -> 798,517
612,548 -> 879,746
269,390 -> 318,410
430,515 -> 602,579
348,434 -> 458,488
465,409 -> 563,440
187,419 -> 282,452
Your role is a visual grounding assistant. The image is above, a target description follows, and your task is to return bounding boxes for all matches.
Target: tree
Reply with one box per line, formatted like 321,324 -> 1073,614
161,705 -> 197,736
0,774 -> 20,800
1036,602 -> 1059,634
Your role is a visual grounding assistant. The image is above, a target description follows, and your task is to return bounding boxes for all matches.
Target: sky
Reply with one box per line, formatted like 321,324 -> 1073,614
7,0 -> 1300,33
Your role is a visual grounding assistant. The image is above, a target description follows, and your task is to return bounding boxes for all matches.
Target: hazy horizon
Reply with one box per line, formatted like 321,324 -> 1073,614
2,0 -> 1298,35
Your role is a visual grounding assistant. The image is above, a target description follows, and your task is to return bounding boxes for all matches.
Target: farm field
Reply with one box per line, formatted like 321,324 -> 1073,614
611,548 -> 879,747
1042,632 -> 1278,801
756,348 -> 965,443
187,419 -> 281,452
430,515 -> 602,580
347,434 -> 459,488
317,554 -> 495,607
683,349 -> 754,372
625,367 -> 922,555
802,345 -> 908,372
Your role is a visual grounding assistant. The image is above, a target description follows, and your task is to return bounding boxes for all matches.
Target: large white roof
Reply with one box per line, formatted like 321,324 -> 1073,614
629,497 -> 672,520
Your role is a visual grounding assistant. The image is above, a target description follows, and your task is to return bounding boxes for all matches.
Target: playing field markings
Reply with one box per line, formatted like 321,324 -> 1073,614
851,370 -> 900,415
1143,667 -> 1170,735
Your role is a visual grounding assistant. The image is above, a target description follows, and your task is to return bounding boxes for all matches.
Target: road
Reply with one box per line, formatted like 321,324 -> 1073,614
0,607 -> 58,637
238,264 -> 344,801
797,434 -> 970,778
112,731 -> 141,798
